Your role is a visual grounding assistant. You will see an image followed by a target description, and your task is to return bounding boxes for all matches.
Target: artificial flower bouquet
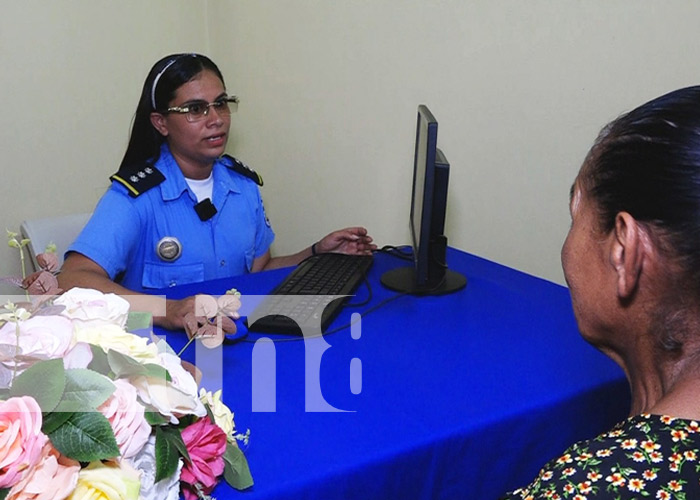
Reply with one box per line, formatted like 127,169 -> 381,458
0,282 -> 253,500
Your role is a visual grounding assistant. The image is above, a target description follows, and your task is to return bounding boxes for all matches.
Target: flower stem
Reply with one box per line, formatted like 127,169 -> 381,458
12,319 -> 20,384
19,245 -> 29,301
178,335 -> 197,357
194,483 -> 215,500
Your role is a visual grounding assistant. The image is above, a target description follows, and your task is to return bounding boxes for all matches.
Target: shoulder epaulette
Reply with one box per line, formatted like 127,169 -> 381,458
109,161 -> 165,197
223,154 -> 263,186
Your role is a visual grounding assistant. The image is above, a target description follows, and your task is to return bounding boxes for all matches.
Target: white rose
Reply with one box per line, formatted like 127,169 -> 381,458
199,389 -> 236,441
55,287 -> 130,330
75,325 -> 159,364
130,352 -> 206,424
68,461 -> 141,500
126,435 -> 182,500
63,342 -> 94,370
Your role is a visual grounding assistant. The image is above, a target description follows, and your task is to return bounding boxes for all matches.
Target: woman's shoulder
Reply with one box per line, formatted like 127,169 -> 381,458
109,161 -> 166,199
218,154 -> 264,187
501,414 -> 700,499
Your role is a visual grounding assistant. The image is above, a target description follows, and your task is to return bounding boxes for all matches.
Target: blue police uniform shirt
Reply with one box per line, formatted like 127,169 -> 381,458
68,145 -> 275,290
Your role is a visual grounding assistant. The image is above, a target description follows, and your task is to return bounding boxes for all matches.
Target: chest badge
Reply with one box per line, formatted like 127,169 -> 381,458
156,237 -> 182,262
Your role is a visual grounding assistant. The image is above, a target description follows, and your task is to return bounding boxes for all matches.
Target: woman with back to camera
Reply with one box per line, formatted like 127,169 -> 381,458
501,87 -> 700,498
58,53 -> 375,330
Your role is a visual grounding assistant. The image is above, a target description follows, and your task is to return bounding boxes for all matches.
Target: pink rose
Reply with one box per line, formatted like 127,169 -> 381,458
98,379 -> 151,459
0,315 -> 74,374
0,396 -> 49,488
7,441 -> 80,500
180,418 -> 227,500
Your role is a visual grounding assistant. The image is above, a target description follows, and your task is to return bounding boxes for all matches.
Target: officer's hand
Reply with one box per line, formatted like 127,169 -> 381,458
158,297 -> 197,333
316,227 -> 376,255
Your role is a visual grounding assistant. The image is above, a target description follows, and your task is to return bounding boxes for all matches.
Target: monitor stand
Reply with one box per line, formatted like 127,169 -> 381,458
380,267 -> 467,295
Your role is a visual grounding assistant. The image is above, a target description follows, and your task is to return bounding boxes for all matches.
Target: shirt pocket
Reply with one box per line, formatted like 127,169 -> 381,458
142,262 -> 205,289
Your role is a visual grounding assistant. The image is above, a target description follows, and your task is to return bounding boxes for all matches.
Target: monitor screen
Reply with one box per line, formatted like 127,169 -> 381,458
380,105 -> 466,295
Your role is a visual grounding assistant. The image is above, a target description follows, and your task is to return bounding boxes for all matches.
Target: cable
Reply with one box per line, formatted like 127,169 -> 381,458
321,290 -> 408,338
376,245 -> 414,261
344,276 -> 372,307
222,330 -> 249,345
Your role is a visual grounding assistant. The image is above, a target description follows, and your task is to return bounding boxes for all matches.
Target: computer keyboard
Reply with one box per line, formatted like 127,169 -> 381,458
246,253 -> 374,335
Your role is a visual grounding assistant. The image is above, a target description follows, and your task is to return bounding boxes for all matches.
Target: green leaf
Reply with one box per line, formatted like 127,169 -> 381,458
126,311 -> 153,331
158,425 -> 190,461
204,402 -> 216,423
0,487 -> 9,500
42,410 -> 73,435
176,414 -> 197,429
54,369 -> 114,413
87,344 -> 111,375
144,410 -> 170,426
107,349 -> 146,378
164,426 -> 190,462
223,443 -> 254,490
155,426 -> 187,483
154,338 -> 176,356
107,350 -> 169,381
144,363 -> 170,381
48,411 -> 119,462
10,359 -> 65,412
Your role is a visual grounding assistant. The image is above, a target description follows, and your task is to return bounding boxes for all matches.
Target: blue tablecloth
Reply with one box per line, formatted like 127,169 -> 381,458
150,248 -> 629,499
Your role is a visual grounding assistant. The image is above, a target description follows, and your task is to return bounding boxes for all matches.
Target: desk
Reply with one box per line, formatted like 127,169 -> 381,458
151,248 -> 629,499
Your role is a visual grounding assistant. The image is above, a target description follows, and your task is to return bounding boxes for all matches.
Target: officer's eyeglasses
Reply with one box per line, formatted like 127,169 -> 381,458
166,95 -> 239,122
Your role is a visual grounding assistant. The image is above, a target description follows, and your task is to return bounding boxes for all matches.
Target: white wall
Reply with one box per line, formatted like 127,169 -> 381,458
3,1 -> 700,290
208,0 -> 700,284
0,0 -> 210,291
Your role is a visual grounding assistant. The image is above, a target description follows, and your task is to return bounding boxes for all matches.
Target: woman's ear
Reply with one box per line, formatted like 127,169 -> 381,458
150,112 -> 169,137
611,212 -> 645,299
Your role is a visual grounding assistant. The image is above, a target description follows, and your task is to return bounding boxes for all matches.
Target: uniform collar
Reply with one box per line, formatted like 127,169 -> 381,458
157,144 -> 242,201
215,155 -> 243,195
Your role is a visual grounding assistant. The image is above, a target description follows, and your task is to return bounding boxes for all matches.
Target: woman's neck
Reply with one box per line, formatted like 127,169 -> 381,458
646,377 -> 700,419
179,162 -> 214,180
625,346 -> 700,419
170,149 -> 214,180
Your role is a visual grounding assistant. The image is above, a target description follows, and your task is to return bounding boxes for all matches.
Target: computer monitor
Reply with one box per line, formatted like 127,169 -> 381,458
380,105 -> 467,295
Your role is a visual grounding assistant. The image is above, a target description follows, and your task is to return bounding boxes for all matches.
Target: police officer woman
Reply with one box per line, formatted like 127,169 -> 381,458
58,53 -> 375,330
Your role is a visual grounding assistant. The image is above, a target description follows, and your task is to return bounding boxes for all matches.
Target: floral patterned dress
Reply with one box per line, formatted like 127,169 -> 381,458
500,414 -> 700,500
